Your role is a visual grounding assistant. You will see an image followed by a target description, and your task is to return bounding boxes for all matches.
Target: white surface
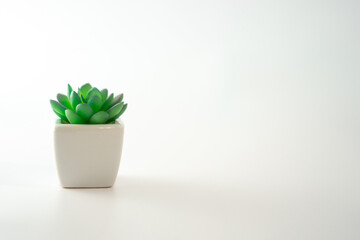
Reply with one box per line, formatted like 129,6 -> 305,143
55,121 -> 124,188
0,0 -> 360,239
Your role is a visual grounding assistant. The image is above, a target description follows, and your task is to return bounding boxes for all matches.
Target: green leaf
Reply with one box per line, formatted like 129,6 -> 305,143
57,94 -> 73,110
67,84 -> 73,98
76,103 -> 93,121
50,100 -> 66,116
109,94 -> 123,109
89,111 -> 109,124
87,95 -> 102,112
70,91 -> 81,109
86,87 -> 102,102
54,109 -> 69,122
65,109 -> 85,124
107,102 -> 124,120
118,103 -> 127,117
79,83 -> 92,99
100,89 -> 108,102
108,103 -> 127,122
54,84 -> 127,124
79,90 -> 86,103
100,93 -> 114,111
50,100 -> 69,122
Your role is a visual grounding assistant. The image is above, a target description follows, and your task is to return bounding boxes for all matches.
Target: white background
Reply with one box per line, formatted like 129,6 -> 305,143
0,0 -> 359,239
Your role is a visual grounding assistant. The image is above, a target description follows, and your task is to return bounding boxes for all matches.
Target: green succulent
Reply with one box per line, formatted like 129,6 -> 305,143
50,84 -> 128,124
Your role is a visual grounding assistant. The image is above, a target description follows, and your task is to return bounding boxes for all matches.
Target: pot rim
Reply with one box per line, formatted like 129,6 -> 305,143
54,119 -> 124,129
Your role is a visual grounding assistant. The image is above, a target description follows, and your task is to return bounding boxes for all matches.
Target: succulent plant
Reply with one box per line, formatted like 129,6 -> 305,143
50,84 -> 128,124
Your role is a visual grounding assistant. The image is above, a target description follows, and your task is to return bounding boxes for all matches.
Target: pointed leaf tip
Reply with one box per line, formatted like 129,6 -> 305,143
101,93 -> 114,111
109,93 -> 124,109
86,87 -> 102,102
67,84 -> 73,98
108,103 -> 127,122
80,83 -> 92,99
101,89 -> 108,102
107,102 -> 124,120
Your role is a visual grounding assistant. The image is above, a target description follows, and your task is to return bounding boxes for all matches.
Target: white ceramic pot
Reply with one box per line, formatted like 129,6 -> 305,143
54,120 -> 124,188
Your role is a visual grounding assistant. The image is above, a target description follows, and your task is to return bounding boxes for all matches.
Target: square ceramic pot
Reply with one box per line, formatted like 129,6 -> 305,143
54,120 -> 124,188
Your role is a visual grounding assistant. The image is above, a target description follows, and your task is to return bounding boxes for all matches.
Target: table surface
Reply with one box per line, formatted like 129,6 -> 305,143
0,118 -> 359,240
1,167 -> 359,240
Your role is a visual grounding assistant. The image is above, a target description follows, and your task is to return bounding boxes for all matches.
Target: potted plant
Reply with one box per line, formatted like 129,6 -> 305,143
50,83 -> 128,188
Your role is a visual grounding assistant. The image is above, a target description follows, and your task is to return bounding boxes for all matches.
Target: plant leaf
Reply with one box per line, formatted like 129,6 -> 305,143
87,95 -> 102,112
55,111 -> 69,122
100,89 -> 108,102
109,93 -> 123,109
107,102 -> 124,120
108,103 -> 127,122
100,93 -> 114,111
67,84 -> 73,98
118,103 -> 127,117
86,87 -> 102,102
50,100 -> 69,122
65,109 -> 85,124
79,90 -> 86,103
89,111 -> 109,124
79,83 -> 92,99
70,91 -> 82,109
76,103 -> 93,121
50,100 -> 66,116
57,94 -> 73,110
